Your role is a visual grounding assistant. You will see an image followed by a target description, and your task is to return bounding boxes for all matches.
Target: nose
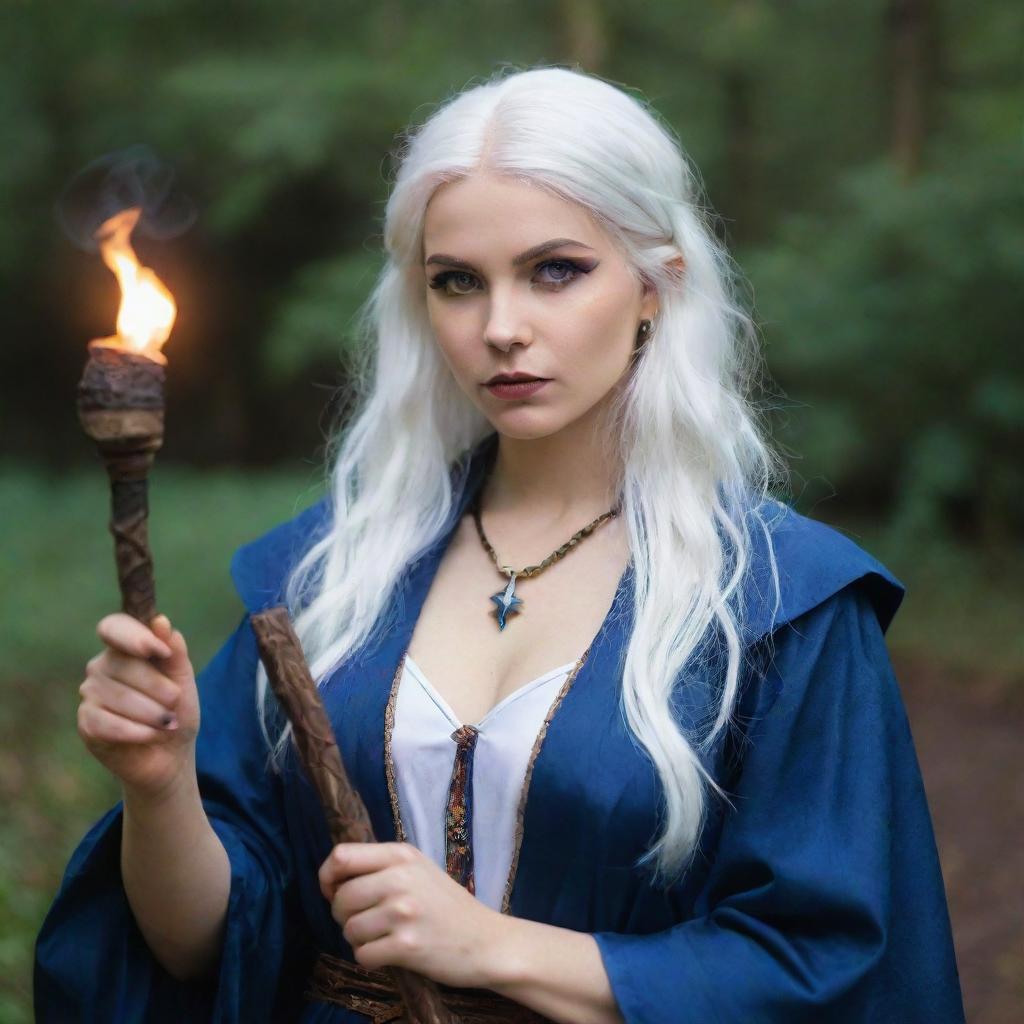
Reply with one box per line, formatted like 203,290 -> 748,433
483,286 -> 531,352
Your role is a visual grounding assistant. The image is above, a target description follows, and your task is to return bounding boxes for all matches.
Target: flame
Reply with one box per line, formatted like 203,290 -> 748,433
92,207 -> 175,364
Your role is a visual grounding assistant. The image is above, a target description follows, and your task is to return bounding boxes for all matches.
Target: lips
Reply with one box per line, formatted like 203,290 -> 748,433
485,373 -> 547,385
484,377 -> 549,400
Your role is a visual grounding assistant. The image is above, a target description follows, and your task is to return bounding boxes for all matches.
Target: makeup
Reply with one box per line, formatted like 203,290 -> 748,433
428,256 -> 598,297
484,379 -> 549,399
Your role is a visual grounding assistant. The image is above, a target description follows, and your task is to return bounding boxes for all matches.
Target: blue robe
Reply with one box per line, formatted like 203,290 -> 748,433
34,434 -> 966,1022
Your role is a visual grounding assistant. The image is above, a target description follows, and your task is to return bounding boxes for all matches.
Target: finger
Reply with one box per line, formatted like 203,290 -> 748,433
150,615 -> 173,644
97,613 -> 172,661
88,651 -> 181,709
319,842 -> 405,892
159,628 -> 192,682
337,903 -> 392,951
350,933 -> 407,971
148,617 -> 192,681
80,675 -> 179,730
320,865 -> 386,913
78,701 -> 165,746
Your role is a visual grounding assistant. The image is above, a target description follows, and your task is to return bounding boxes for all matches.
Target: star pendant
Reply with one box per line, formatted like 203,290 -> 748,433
490,572 -> 524,631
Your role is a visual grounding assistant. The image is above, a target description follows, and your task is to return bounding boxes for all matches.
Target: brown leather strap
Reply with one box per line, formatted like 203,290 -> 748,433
306,952 -> 554,1023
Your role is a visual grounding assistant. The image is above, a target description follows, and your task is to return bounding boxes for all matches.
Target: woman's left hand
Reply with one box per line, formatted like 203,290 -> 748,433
318,841 -> 510,989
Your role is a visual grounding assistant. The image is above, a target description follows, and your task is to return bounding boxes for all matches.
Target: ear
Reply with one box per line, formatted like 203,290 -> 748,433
639,273 -> 659,319
665,254 -> 686,283
639,252 -> 686,316
640,253 -> 686,298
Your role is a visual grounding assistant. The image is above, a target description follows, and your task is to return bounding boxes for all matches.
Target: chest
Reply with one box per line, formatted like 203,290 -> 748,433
303,528 -> 720,942
405,513 -> 630,725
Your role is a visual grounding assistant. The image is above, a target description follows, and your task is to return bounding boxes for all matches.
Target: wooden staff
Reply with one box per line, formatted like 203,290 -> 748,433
249,606 -> 457,1024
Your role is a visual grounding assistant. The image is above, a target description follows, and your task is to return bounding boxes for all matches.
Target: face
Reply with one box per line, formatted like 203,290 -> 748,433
421,172 -> 657,440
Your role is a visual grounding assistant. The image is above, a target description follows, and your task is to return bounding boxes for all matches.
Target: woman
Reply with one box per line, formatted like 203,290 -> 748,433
35,66 -> 965,1022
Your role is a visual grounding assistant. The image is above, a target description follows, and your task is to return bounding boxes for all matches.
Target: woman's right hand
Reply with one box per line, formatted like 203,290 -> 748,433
78,612 -> 201,802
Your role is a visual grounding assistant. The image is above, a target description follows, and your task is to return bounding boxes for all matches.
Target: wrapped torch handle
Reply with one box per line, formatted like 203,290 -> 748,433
77,343 -> 166,624
104,458 -> 159,622
249,607 -> 457,1024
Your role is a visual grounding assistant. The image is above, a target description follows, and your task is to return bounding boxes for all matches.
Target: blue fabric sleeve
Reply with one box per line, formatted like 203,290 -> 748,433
592,583 -> 965,1023
34,614 -> 312,1023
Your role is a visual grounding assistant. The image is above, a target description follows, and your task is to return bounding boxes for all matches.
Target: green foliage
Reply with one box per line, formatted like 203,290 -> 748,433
0,462 -> 324,674
745,140 -> 1024,542
825,513 -> 1024,678
266,248 -> 385,381
3,2 -> 1021,544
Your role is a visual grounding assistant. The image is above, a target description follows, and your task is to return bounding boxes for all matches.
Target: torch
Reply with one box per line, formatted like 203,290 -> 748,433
71,192 -> 455,1021
76,206 -> 174,625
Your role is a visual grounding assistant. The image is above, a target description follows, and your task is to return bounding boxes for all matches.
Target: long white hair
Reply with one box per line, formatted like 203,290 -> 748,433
256,64 -> 787,888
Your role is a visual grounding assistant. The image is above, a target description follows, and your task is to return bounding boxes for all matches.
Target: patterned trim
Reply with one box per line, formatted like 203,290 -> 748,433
499,647 -> 591,916
445,724 -> 480,894
382,652 -> 408,843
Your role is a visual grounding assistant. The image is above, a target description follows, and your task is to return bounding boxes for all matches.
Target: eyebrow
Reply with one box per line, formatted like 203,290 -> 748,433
424,237 -> 596,269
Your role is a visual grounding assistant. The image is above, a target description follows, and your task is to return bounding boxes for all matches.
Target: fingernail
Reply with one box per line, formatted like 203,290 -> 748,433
161,714 -> 178,730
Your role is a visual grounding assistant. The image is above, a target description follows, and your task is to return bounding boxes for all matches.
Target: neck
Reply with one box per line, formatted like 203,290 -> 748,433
480,408 -> 623,528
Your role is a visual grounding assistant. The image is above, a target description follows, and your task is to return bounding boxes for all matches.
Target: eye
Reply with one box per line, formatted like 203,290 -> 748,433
535,259 -> 583,287
428,270 -> 479,296
427,257 -> 594,297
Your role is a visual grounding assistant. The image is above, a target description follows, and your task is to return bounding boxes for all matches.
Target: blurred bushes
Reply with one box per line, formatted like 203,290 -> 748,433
0,0 -> 1019,551
0,462 -> 325,674
745,140 -> 1024,544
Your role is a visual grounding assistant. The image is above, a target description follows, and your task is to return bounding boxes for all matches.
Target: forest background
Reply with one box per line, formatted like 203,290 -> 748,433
2,1 -> 1021,1021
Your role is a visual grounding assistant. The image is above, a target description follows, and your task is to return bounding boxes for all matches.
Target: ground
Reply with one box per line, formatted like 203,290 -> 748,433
898,654 -> 1024,1024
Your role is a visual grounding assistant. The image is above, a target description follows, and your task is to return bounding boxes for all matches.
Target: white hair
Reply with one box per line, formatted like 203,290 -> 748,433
256,64 -> 787,888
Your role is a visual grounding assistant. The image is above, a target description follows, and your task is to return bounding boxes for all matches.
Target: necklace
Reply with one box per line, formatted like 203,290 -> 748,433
471,486 -> 622,631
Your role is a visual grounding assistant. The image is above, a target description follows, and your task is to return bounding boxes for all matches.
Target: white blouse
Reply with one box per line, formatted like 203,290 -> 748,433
391,653 -> 577,911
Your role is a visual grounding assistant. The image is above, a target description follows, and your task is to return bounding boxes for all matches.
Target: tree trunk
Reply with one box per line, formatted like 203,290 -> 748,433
887,0 -> 935,180
559,0 -> 609,71
723,68 -> 758,241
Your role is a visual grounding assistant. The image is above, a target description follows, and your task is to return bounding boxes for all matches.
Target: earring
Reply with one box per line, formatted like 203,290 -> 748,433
636,319 -> 652,343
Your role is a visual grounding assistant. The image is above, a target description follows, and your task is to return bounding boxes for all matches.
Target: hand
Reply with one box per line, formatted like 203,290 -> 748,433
318,841 -> 509,989
77,612 -> 200,802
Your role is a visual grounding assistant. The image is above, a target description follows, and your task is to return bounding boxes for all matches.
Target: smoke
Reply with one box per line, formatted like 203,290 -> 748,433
54,143 -> 197,251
